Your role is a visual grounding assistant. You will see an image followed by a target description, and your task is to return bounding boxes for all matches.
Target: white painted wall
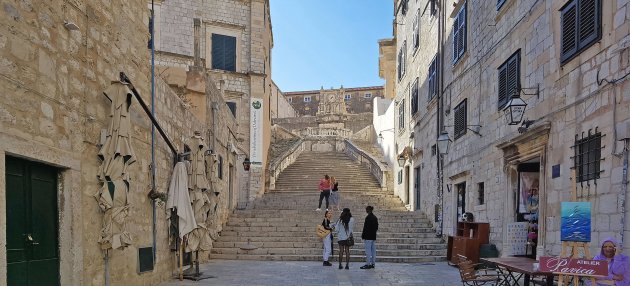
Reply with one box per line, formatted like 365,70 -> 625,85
373,97 -> 396,167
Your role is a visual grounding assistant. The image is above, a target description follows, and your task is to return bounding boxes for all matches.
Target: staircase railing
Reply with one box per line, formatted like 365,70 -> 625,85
268,138 -> 305,191
343,139 -> 388,190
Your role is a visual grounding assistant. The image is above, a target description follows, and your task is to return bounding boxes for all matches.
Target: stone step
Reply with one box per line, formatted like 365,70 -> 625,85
213,235 -> 444,244
213,241 -> 446,250
225,217 -> 432,224
209,253 -> 446,263
210,247 -> 446,257
218,231 -> 439,239
225,221 -> 434,228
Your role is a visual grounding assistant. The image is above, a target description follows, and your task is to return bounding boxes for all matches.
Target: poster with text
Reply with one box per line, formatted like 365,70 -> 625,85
506,222 -> 529,256
249,98 -> 263,165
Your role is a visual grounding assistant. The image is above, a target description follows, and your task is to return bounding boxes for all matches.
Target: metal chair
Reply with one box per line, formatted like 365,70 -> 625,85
456,255 -> 502,286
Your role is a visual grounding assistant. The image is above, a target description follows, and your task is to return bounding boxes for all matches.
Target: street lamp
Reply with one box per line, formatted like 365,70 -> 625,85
436,131 -> 452,155
242,157 -> 251,171
397,155 -> 407,167
503,93 -> 528,125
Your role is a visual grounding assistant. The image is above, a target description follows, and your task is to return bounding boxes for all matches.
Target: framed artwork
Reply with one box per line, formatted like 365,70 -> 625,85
560,202 -> 591,242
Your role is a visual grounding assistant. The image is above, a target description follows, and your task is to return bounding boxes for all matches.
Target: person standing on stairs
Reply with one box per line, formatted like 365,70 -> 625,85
321,210 -> 335,266
329,176 -> 340,211
316,174 -> 331,211
334,208 -> 355,269
360,205 -> 379,269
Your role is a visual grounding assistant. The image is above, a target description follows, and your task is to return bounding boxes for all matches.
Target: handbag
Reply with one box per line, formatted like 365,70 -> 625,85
316,224 -> 331,239
347,234 -> 355,247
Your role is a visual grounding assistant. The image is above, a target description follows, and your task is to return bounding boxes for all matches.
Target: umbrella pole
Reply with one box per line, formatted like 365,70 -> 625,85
179,239 -> 183,281
195,250 -> 200,277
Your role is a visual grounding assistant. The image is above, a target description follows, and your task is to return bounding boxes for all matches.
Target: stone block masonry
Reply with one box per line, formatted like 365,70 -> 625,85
0,1 -> 241,285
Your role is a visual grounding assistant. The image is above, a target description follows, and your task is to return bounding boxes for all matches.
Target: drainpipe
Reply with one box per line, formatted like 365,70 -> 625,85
620,138 -> 629,249
436,0 -> 446,238
150,0 -> 157,265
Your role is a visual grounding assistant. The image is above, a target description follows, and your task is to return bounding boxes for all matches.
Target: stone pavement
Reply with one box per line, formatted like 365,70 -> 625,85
160,260 -> 462,286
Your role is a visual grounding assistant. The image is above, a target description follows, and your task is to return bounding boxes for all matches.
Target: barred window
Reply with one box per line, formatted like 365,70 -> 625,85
572,130 -> 603,183
454,99 -> 467,139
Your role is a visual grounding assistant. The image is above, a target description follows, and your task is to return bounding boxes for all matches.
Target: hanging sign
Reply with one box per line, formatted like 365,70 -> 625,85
539,257 -> 608,277
249,98 -> 263,165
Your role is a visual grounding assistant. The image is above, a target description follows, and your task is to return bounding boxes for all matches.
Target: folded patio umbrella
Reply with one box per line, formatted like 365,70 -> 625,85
167,162 -> 197,238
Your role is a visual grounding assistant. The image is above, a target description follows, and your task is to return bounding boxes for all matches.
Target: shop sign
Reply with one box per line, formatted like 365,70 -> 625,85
539,257 -> 608,277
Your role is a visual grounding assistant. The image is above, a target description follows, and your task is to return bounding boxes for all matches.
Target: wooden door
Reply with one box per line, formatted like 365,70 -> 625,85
6,156 -> 59,286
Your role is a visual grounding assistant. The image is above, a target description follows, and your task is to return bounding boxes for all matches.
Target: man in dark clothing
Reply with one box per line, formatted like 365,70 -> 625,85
360,205 -> 378,269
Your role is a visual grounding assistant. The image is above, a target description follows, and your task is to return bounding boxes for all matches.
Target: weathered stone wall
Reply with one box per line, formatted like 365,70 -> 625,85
0,1 -> 240,285
156,0 -> 273,200
285,86 -> 385,116
273,113 -> 374,134
397,0 -> 630,256
271,80 -> 298,119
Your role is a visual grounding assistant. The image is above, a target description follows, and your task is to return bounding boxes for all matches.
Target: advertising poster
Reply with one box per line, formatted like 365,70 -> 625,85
249,98 -> 263,165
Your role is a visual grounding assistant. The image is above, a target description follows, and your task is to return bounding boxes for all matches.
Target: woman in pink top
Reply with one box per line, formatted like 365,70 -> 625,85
316,174 -> 331,211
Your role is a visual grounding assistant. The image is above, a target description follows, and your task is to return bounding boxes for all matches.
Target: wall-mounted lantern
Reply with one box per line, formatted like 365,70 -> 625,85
243,157 -> 251,171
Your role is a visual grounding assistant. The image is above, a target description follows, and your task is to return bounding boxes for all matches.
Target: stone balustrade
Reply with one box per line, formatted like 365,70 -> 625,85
343,140 -> 389,190
298,127 -> 352,138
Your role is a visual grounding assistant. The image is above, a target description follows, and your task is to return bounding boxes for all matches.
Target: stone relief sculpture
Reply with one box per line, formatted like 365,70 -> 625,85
95,81 -> 136,250
317,90 -> 347,116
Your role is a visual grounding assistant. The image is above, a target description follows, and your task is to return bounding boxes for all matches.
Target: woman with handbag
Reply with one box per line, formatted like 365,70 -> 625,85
321,210 -> 335,266
334,208 -> 355,269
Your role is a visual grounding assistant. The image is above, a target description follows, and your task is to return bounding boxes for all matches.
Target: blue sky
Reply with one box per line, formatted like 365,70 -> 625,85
270,0 -> 394,92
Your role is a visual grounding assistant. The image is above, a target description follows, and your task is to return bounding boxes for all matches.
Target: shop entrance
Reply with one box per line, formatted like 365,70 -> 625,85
516,161 -> 540,259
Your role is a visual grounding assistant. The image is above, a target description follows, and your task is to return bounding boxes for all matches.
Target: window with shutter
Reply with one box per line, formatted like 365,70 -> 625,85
411,78 -> 419,115
560,0 -> 601,64
454,99 -> 467,139
148,16 -> 154,49
413,11 -> 420,51
430,0 -> 437,16
497,50 -> 520,109
452,3 -> 467,64
497,0 -> 507,10
401,0 -> 408,15
398,41 -> 407,81
226,102 -> 237,117
398,99 -> 406,130
428,56 -> 438,101
212,34 -> 237,72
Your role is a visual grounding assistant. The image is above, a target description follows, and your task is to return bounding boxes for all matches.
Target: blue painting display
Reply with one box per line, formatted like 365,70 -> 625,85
560,202 -> 591,242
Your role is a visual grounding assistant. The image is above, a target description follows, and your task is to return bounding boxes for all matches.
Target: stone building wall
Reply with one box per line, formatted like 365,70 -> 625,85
156,0 -> 273,199
285,86 -> 385,116
270,80 -> 298,119
273,113 -> 374,134
0,1 -> 240,285
394,0 -> 630,256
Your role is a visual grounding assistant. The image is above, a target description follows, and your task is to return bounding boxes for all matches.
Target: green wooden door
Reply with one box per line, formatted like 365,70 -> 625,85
6,157 -> 59,286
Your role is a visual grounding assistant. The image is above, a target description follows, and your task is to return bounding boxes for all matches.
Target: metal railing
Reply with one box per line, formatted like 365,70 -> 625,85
268,138 -> 305,190
343,140 -> 388,190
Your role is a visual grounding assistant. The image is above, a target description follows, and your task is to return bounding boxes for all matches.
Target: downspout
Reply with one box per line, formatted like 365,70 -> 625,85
150,0 -> 157,264
437,0 -> 445,237
620,138 -> 628,249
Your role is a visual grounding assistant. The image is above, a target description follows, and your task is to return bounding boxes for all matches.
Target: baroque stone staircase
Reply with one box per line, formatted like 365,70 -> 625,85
210,152 -> 447,263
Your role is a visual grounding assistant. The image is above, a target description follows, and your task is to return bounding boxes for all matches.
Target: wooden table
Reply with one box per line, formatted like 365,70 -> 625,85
480,257 -> 554,286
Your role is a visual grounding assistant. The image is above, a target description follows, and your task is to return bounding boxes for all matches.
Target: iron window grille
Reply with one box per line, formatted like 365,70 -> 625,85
411,78 -> 419,115
571,128 -> 604,183
211,34 -> 237,72
498,50 -> 521,109
452,2 -> 467,64
398,99 -> 406,130
428,55 -> 438,101
560,0 -> 601,64
454,99 -> 467,140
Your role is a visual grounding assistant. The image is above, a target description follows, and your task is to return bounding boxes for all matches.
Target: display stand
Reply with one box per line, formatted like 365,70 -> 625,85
557,170 -> 596,286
